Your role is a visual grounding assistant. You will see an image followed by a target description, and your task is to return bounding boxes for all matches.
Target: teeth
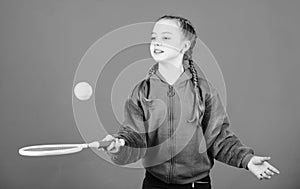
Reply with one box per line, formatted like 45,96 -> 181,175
154,49 -> 164,53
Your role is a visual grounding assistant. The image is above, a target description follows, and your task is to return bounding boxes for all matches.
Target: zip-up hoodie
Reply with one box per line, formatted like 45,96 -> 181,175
109,60 -> 254,184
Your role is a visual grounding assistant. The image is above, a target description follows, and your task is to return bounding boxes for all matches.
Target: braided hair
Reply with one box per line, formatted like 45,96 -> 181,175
145,15 -> 205,125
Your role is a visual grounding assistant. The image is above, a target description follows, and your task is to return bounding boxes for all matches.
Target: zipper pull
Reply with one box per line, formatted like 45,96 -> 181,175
167,85 -> 175,97
192,182 -> 195,188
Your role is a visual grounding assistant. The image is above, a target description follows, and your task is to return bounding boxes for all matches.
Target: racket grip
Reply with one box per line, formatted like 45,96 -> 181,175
99,139 -> 125,148
87,141 -> 110,148
88,139 -> 125,149
98,141 -> 112,148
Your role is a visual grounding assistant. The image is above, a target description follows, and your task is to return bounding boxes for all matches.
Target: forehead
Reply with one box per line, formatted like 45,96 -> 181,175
152,19 -> 182,35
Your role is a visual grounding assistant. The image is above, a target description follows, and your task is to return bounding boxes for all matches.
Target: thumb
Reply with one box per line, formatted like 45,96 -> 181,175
256,156 -> 271,164
102,134 -> 116,142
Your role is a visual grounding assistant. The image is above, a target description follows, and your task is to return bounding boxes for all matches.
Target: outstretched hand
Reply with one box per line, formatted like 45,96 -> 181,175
247,156 -> 280,180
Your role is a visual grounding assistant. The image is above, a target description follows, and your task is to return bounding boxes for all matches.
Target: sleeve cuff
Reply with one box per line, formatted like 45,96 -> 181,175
242,153 -> 254,170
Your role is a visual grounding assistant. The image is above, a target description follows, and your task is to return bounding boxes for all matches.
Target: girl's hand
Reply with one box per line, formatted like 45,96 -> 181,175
247,156 -> 280,180
101,134 -> 125,154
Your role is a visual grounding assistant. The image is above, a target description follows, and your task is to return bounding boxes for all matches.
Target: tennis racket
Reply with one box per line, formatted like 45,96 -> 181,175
18,140 -> 125,157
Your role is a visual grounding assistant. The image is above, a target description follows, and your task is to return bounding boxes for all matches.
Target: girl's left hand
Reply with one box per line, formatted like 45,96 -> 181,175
247,156 -> 280,180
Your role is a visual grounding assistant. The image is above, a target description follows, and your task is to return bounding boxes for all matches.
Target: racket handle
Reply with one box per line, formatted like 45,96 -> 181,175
88,139 -> 125,149
87,141 -> 110,148
99,141 -> 112,148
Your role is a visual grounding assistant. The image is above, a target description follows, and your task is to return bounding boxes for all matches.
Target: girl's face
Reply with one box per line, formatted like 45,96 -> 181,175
150,19 -> 189,63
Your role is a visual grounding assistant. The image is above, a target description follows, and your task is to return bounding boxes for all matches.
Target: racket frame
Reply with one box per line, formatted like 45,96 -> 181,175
18,140 -> 123,156
18,143 -> 88,156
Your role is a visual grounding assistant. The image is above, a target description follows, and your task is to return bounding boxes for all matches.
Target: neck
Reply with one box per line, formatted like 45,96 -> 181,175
158,55 -> 184,75
157,55 -> 185,85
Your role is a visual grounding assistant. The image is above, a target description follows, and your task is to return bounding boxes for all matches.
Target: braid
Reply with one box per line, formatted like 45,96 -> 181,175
147,64 -> 157,78
185,54 -> 205,125
137,64 -> 157,105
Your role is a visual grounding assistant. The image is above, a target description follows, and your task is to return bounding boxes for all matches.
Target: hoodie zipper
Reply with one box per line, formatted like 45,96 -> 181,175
167,84 -> 175,183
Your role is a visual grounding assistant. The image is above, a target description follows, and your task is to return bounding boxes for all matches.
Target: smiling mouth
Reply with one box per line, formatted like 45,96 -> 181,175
154,49 -> 164,54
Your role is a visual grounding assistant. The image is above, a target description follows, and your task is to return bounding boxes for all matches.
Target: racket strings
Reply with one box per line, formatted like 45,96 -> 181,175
24,146 -> 78,151
18,141 -> 111,156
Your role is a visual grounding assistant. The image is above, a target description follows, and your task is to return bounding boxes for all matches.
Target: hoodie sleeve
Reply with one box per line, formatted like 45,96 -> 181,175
203,86 -> 254,170
107,81 -> 147,165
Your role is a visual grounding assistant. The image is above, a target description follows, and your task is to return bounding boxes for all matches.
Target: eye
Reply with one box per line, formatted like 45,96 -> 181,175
163,37 -> 170,40
151,37 -> 156,41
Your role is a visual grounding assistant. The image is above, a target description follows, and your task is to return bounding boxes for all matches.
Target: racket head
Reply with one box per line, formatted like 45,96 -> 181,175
18,144 -> 87,156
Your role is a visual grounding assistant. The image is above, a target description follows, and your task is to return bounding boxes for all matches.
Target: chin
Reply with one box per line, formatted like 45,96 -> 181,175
152,55 -> 171,62
151,55 -> 164,62
153,58 -> 170,64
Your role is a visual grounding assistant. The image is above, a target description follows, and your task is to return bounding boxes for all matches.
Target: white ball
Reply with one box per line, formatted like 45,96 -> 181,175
74,82 -> 93,101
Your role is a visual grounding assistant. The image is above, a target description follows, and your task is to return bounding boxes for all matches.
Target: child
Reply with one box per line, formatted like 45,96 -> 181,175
101,15 -> 280,189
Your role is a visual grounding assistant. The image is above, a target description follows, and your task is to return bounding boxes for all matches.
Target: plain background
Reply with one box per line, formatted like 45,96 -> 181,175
1,0 -> 299,188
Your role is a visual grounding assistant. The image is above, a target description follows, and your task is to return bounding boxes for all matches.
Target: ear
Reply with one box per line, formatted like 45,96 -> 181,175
182,40 -> 191,53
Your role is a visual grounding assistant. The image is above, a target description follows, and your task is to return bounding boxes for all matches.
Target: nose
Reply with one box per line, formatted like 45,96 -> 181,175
152,41 -> 162,46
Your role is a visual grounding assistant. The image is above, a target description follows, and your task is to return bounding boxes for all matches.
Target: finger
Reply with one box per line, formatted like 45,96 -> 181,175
107,135 -> 116,141
257,174 -> 263,180
260,156 -> 271,163
106,141 -> 116,151
118,138 -> 125,146
103,135 -> 110,140
264,169 -> 274,176
119,138 -> 125,146
101,135 -> 116,151
102,135 -> 115,142
110,144 -> 121,153
115,139 -> 121,149
112,139 -> 123,152
111,147 -> 119,153
261,172 -> 271,179
101,136 -> 110,142
268,165 -> 280,175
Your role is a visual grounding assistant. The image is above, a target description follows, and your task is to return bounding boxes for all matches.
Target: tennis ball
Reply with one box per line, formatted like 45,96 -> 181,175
74,82 -> 93,101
